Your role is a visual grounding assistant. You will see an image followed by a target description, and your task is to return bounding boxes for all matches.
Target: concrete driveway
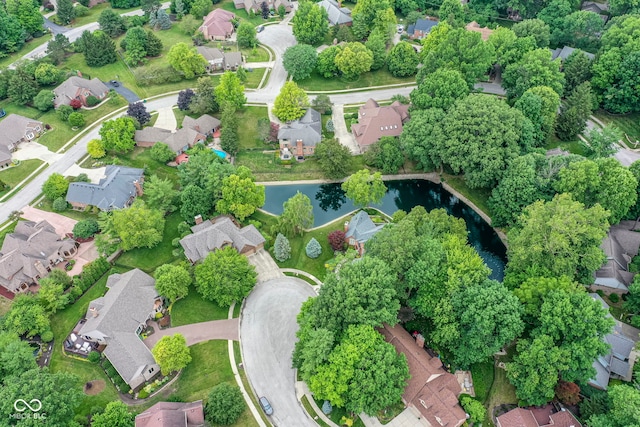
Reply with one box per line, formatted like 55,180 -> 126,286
332,104 -> 360,154
43,17 -> 69,35
21,206 -> 77,235
247,249 -> 283,283
144,318 -> 239,348
13,141 -> 63,163
104,80 -> 141,103
155,107 -> 177,130
241,277 -> 317,427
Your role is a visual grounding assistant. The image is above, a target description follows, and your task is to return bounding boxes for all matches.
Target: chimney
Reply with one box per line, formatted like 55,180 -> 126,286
90,307 -> 98,318
195,215 -> 203,225
133,180 -> 143,196
416,334 -> 425,348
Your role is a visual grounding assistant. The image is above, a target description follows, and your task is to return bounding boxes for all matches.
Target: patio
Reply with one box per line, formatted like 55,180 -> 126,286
64,318 -> 102,357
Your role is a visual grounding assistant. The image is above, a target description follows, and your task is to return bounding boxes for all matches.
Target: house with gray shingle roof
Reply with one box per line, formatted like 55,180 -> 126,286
588,293 -> 636,390
66,165 -> 144,211
0,114 -> 43,167
594,220 -> 640,291
53,76 -> 110,108
0,220 -> 78,294
318,0 -> 352,26
278,108 -> 322,160
135,114 -> 221,155
196,46 -> 244,71
135,401 -> 205,427
407,19 -> 438,39
180,216 -> 265,263
550,46 -> 595,62
78,269 -> 164,391
345,211 -> 385,255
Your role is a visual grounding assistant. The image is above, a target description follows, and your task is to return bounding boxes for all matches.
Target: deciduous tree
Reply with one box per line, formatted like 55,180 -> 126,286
503,48 -> 564,102
278,191 -> 313,236
292,0 -> 329,46
180,184 -> 213,223
399,107 -> 446,171
316,45 -> 340,78
386,41 -> 419,77
110,200 -> 165,250
87,139 -> 106,159
167,42 -> 207,79
194,247 -> 257,306
341,169 -> 386,207
513,85 -> 560,146
99,117 -> 137,152
216,169 -> 265,221
273,81 -> 308,122
152,333 -> 192,375
334,42 -> 373,80
315,138 -> 352,179
581,126 -> 622,159
42,173 -> 69,200
144,174 -> 178,212
512,19 -> 550,48
155,264 -> 191,302
237,21 -> 257,48
215,71 -> 246,110
127,101 -> 151,125
589,385 -> 640,427
411,68 -> 468,110
205,383 -> 246,425
364,136 -> 403,174
283,44 -> 318,81
3,295 -> 51,338
91,401 -> 134,427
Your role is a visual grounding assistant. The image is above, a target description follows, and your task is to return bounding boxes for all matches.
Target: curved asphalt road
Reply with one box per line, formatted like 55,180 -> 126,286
241,277 -> 317,427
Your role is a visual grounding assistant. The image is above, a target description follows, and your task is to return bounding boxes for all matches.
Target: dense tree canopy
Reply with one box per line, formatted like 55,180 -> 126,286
411,68 -> 469,111
314,138 -> 353,179
589,385 -> 640,427
278,191 -> 314,236
514,86 -> 560,147
273,81 -> 308,122
502,48 -> 565,102
283,44 -> 318,81
506,193 -> 609,284
341,169 -> 386,207
110,200 -> 165,251
194,246 -> 258,306
215,168 -> 265,221
152,333 -> 192,375
292,0 -> 328,46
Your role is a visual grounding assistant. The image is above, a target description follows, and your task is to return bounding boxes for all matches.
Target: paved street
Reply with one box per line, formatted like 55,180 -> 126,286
241,277 -> 317,427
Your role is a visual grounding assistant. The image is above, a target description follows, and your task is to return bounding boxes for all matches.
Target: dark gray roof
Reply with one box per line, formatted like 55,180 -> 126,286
277,108 -> 322,148
0,114 -> 43,153
0,221 -> 76,292
550,46 -> 595,61
318,0 -> 352,25
66,165 -> 144,210
180,216 -> 265,263
345,211 -> 385,244
79,269 -> 160,388
408,19 -> 438,35
581,1 -> 609,13
589,293 -> 636,389
595,221 -> 640,290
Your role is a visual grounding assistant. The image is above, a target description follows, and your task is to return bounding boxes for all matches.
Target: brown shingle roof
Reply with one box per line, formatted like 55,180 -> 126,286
351,100 -> 409,150
465,21 -> 494,40
135,401 -> 205,427
53,77 -> 109,106
497,406 -> 582,427
0,114 -> 43,154
379,324 -> 466,427
199,9 -> 235,38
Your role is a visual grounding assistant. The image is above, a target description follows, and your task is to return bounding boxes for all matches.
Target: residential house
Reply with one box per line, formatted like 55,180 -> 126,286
550,46 -> 595,61
135,401 -> 205,427
379,324 -> 467,427
465,21 -> 494,40
594,220 -> 640,291
233,0 -> 292,15
78,269 -> 164,391
581,1 -> 609,22
66,165 -> 144,211
588,293 -> 637,390
351,99 -> 409,152
407,19 -> 438,39
317,0 -> 352,26
196,46 -> 244,72
344,211 -> 385,255
0,220 -> 78,295
135,114 -> 221,155
278,108 -> 322,160
53,76 -> 109,108
180,215 -> 265,263
496,405 -> 582,427
199,9 -> 235,41
0,114 -> 43,167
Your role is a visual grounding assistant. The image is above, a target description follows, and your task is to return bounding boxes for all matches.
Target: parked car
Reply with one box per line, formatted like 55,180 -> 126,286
257,25 -> 264,33
259,397 -> 273,415
110,80 -> 120,87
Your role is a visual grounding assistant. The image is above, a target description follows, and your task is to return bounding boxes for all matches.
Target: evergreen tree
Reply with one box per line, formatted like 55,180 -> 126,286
274,233 -> 291,262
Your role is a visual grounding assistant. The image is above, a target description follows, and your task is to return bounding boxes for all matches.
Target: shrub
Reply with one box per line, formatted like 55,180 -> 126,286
150,142 -> 176,163
69,285 -> 83,301
52,197 -> 68,211
305,237 -> 322,259
85,95 -> 100,107
326,119 -> 334,132
328,230 -> 345,251
70,99 -> 82,110
596,289 -> 605,297
57,105 -> 73,121
555,380 -> 581,405
40,329 -> 54,342
632,315 -> 640,328
205,383 -> 245,425
68,112 -> 85,128
73,219 -> 100,238
609,293 -> 620,303
75,4 -> 89,16
88,351 -> 101,363
274,233 -> 291,262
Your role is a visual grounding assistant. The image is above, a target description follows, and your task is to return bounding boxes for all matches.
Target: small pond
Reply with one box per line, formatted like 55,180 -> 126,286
263,179 -> 506,281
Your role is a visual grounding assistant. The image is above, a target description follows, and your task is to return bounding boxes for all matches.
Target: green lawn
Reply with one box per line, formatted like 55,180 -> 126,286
49,268 -> 126,418
593,110 -> 640,144
483,350 -> 518,427
0,34 -> 52,69
440,173 -> 492,219
313,397 -> 365,427
0,159 -> 44,191
35,198 -> 97,221
242,46 -> 270,62
171,290 -> 229,326
114,146 -> 180,182
470,360 -> 495,403
115,211 -> 183,273
237,151 -> 367,182
544,134 -> 586,157
297,67 -> 416,92
238,106 -> 270,150
220,0 -> 279,26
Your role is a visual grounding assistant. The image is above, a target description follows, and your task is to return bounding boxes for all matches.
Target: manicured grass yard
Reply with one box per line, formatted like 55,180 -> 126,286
237,151 -> 367,182
470,360 -> 495,403
440,173 -> 492,219
544,134 -> 586,157
297,67 -> 416,92
220,0 -> 279,26
238,106 -> 270,150
114,146 -> 180,183
49,269 -> 126,418
115,211 -> 183,273
171,290 -> 229,326
594,110 -> 640,144
313,396 -> 365,427
0,159 -> 45,192
483,351 -> 518,427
